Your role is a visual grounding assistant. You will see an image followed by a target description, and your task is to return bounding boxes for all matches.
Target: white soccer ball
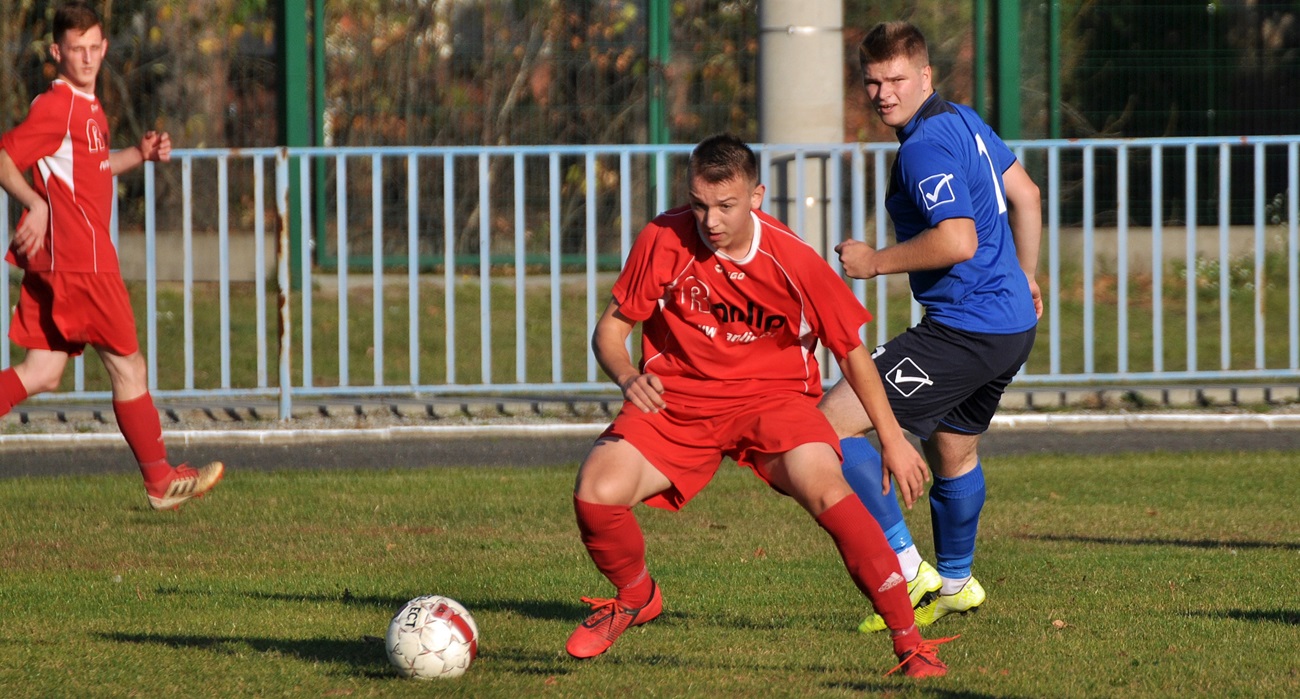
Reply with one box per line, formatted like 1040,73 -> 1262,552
386,595 -> 479,679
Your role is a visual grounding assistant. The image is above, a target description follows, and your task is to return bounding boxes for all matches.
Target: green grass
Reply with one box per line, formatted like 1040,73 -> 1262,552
2,450 -> 1297,697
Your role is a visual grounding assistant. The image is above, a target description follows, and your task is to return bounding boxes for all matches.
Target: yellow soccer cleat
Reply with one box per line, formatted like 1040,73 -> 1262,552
858,560 -> 943,633
914,576 -> 986,626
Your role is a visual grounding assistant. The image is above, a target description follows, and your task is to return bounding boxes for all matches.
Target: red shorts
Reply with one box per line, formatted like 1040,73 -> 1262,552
9,271 -> 139,357
600,391 -> 843,512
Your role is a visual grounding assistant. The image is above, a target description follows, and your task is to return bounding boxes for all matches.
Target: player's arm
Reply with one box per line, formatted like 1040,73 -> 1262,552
836,343 -> 931,508
592,298 -> 665,413
110,131 -> 172,176
835,217 -> 976,280
1003,160 -> 1044,318
0,148 -> 50,257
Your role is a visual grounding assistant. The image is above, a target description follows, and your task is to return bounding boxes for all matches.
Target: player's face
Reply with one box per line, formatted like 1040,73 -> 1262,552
688,175 -> 764,258
51,25 -> 107,93
862,54 -> 932,130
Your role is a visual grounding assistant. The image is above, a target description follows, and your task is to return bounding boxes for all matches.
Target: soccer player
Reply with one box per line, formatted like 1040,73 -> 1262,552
565,133 -> 955,677
0,2 -> 224,510
819,21 -> 1043,632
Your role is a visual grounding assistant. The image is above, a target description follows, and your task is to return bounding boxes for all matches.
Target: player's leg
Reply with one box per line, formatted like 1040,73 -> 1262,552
819,379 -> 922,570
757,443 -> 951,678
99,348 -> 224,510
916,429 -> 987,624
567,437 -> 672,658
0,348 -> 69,416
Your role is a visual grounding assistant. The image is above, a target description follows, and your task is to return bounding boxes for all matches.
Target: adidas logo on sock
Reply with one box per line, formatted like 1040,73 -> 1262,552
878,572 -> 906,593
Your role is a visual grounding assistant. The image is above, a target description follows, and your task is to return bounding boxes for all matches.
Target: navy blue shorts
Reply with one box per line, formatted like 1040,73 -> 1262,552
872,316 -> 1036,439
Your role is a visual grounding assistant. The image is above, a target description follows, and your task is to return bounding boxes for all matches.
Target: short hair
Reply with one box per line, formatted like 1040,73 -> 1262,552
858,21 -> 929,68
54,2 -> 103,43
688,133 -> 758,187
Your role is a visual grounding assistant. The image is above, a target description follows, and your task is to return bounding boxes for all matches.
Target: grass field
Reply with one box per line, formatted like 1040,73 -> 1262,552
1,449 -> 1297,697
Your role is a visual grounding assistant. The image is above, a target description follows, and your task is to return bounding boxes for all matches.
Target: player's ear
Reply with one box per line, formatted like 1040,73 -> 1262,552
750,183 -> 765,210
49,42 -> 61,63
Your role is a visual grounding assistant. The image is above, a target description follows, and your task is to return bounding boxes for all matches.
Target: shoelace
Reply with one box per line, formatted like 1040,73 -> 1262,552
885,634 -> 960,676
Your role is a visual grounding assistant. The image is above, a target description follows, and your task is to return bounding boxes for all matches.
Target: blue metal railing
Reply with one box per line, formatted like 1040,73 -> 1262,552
3,137 -> 1298,419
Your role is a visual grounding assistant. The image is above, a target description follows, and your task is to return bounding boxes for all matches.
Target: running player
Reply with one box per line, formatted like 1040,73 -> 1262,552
820,20 -> 1043,632
0,2 -> 224,510
565,133 -> 955,677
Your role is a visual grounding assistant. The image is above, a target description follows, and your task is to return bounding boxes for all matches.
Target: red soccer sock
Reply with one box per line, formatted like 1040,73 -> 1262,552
816,494 -> 915,633
112,392 -> 172,483
573,497 -> 654,607
0,368 -> 29,418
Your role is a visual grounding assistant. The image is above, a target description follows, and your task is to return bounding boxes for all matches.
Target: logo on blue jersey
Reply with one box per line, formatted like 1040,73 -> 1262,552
918,172 -> 956,211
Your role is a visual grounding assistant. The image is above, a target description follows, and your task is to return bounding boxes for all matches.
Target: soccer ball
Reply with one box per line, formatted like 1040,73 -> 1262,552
386,595 -> 479,679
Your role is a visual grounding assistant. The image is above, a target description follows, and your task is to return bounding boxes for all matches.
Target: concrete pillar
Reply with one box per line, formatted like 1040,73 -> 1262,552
759,0 -> 844,256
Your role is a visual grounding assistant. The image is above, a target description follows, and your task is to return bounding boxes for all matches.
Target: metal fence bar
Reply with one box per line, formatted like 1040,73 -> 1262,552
1151,145 -> 1164,373
1082,144 -> 1095,374
585,151 -> 598,383
372,154 -> 385,386
443,155 -> 456,384
513,152 -> 527,384
408,154 -> 421,387
478,152 -> 491,384
144,162 -> 158,390
335,153 -> 350,387
548,152 -> 562,383
1219,143 -> 1231,370
1291,143 -> 1300,371
299,155 -> 315,389
1185,144 -> 1198,372
1116,145 -> 1129,374
1253,143 -> 1266,370
218,155 -> 232,388
276,150 -> 292,419
254,156 -> 268,387
1047,145 -> 1061,376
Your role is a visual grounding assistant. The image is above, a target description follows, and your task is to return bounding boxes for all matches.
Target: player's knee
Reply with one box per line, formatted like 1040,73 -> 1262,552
15,363 -> 64,395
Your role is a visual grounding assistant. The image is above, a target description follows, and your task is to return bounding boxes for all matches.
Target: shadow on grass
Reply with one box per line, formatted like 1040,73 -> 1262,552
98,631 -> 577,678
1187,609 -> 1300,626
1021,533 -> 1300,551
97,631 -> 393,678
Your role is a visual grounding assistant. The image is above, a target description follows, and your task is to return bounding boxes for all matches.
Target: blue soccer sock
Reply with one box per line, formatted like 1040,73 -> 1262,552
839,437 -> 915,556
929,461 -> 986,587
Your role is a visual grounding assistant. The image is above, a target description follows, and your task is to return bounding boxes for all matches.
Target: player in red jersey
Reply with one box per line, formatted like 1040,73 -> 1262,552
564,133 -> 955,677
0,2 -> 223,511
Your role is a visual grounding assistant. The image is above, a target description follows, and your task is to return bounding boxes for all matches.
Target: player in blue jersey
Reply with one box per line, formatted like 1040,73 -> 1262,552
818,20 -> 1043,632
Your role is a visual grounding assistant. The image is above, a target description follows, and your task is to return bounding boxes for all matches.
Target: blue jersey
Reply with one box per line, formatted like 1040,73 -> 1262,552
886,93 -> 1037,334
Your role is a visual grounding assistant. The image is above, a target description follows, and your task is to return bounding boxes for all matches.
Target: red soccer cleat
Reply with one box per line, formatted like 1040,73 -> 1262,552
887,633 -> 959,678
145,461 -> 225,511
565,579 -> 663,658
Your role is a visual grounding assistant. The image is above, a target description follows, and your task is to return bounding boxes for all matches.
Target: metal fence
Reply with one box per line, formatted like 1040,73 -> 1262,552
3,136 -> 1299,419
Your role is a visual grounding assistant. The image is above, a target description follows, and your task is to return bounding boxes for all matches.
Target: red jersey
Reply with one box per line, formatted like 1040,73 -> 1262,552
612,206 -> 872,402
2,80 -> 117,273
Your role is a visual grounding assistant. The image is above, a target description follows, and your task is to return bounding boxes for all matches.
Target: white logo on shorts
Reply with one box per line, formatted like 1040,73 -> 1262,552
886,357 -> 933,397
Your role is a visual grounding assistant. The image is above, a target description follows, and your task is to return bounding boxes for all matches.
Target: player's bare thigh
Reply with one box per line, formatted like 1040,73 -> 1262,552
817,377 -> 875,439
754,441 -> 855,517
574,438 -> 674,507
921,427 -> 981,479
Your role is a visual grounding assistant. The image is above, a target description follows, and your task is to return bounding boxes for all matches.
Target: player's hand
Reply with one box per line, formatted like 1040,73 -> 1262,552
880,440 -> 930,509
834,239 -> 878,279
13,200 -> 49,258
139,131 -> 172,162
619,372 -> 666,413
1027,276 -> 1043,319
